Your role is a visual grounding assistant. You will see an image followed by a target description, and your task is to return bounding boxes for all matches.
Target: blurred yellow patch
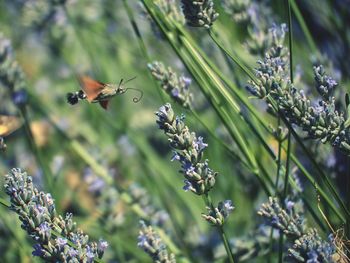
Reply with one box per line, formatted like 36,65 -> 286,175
30,120 -> 51,147
0,115 -> 22,137
267,137 -> 287,161
61,170 -> 96,212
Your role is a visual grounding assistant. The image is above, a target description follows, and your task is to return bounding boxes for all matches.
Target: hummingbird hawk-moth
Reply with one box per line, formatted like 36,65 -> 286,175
67,76 -> 142,110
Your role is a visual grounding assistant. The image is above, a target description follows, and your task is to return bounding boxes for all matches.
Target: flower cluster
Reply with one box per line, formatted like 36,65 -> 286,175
0,33 -> 27,106
155,103 -> 218,195
21,0 -> 68,55
155,0 -> 185,25
226,225 -> 278,261
288,229 -> 335,262
222,0 -> 275,56
4,168 -> 108,262
258,197 -> 336,262
246,24 -> 350,154
202,200 -> 234,226
21,0 -> 67,28
129,183 -> 170,227
84,168 -> 169,231
314,65 -> 338,101
141,0 -> 184,40
148,61 -> 193,109
258,197 -> 305,238
181,0 -> 219,29
137,220 -> 176,263
221,0 -> 252,24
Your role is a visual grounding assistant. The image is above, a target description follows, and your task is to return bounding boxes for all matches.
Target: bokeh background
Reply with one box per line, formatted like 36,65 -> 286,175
0,0 -> 349,262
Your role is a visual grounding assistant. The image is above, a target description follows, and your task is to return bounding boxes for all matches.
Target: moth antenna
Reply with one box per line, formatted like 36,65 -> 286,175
124,76 -> 137,84
124,88 -> 143,103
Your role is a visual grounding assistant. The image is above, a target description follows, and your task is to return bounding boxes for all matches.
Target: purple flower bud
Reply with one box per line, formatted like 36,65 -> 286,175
12,89 -> 27,105
32,243 -> 44,257
98,239 -> 109,251
56,237 -> 67,249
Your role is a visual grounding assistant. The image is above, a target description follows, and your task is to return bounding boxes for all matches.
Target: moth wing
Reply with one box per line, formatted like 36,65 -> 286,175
99,100 -> 109,110
0,115 -> 22,137
79,76 -> 105,102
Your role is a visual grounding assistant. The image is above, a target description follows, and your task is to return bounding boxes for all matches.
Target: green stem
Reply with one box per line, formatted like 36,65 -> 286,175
208,29 -> 258,84
122,0 -> 165,102
278,2 -> 293,261
203,194 -> 235,263
275,118 -> 283,189
289,0 -> 318,54
190,110 -> 251,170
0,197 -> 9,208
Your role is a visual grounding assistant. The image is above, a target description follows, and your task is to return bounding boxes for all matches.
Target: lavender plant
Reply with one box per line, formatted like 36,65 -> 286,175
154,0 -> 185,25
222,0 -> 275,56
138,220 -> 176,263
148,62 -> 193,109
181,0 -> 219,29
246,24 -> 350,154
155,103 -> 235,262
4,168 -> 108,262
155,103 -> 217,195
202,200 -> 234,226
258,197 -> 337,262
0,33 -> 27,107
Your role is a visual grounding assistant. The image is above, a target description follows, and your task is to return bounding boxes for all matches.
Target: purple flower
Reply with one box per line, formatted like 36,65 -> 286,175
306,250 -> 319,263
171,88 -> 180,98
39,222 -> 51,234
171,152 -> 181,162
193,136 -> 208,152
285,199 -> 295,212
35,205 -> 47,216
98,239 -> 109,251
86,246 -> 95,262
12,89 -> 27,105
32,243 -> 44,257
56,237 -> 67,249
68,248 -> 79,258
183,180 -> 194,192
137,235 -> 148,248
180,76 -> 192,87
223,200 -> 234,213
324,76 -> 337,88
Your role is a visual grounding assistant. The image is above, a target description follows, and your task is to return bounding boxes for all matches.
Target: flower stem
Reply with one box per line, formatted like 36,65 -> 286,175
203,194 -> 235,263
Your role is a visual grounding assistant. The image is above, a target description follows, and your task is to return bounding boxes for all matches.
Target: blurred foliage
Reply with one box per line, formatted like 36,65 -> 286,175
0,0 -> 349,262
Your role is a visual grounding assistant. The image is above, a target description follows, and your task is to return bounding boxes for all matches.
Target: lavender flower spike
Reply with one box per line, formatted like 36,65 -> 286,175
202,200 -> 235,226
4,168 -> 108,262
181,0 -> 219,29
138,220 -> 176,263
148,61 -> 193,109
155,103 -> 218,195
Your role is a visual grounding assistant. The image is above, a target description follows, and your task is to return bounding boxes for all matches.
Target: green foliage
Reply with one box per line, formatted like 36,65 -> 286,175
0,0 -> 349,262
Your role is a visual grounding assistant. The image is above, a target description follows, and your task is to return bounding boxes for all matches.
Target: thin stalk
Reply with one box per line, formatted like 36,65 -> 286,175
203,194 -> 235,263
0,197 -> 9,208
289,0 -> 318,54
274,120 -> 283,189
279,2 -> 293,261
190,110 -> 251,170
208,29 -> 258,85
18,106 -> 53,190
122,0 -> 165,102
